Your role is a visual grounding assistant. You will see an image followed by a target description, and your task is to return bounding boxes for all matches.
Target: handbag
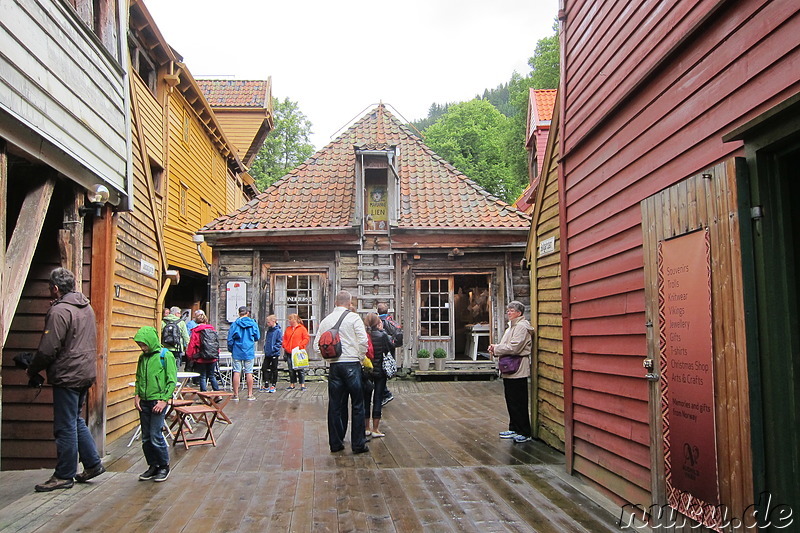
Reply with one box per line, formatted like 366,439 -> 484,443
498,355 -> 522,374
291,347 -> 310,368
382,352 -> 397,379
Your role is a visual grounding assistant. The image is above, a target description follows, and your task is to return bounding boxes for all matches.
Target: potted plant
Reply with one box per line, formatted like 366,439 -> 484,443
417,348 -> 431,371
433,348 -> 447,371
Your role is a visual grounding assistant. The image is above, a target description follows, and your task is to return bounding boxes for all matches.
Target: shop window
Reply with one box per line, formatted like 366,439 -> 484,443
419,278 -> 450,338
272,273 -> 322,335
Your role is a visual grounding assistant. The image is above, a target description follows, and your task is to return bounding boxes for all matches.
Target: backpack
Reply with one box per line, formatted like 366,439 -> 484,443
162,321 -> 181,348
318,310 -> 349,359
366,334 -> 375,360
197,328 -> 220,360
383,316 -> 404,347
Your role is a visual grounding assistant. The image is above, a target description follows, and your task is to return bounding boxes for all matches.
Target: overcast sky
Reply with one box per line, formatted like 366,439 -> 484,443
145,0 -> 559,150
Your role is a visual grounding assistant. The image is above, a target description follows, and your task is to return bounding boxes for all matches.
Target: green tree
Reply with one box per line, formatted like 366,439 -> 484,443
530,21 -> 559,90
250,97 -> 315,190
423,99 -> 520,202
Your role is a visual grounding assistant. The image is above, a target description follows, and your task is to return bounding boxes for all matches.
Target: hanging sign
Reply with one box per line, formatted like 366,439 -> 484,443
226,281 -> 247,323
658,229 -> 721,528
366,184 -> 388,231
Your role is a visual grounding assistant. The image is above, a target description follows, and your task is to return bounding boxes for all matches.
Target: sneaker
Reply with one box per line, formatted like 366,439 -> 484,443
371,431 -> 385,438
34,476 -> 74,492
499,430 -> 517,439
138,465 -> 159,481
214,396 -> 224,403
301,386 -> 307,391
153,466 -> 170,482
352,446 -> 370,454
286,386 -> 295,391
268,386 -> 276,393
247,395 -> 256,401
232,395 -> 239,401
365,430 -> 372,437
513,435 -> 532,444
381,394 -> 394,406
75,463 -> 106,483
258,387 -> 269,392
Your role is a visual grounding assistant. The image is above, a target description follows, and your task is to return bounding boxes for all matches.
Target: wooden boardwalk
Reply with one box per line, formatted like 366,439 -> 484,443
0,381 -> 627,532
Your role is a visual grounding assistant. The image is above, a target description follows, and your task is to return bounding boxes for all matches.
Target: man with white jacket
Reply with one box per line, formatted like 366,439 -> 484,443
314,291 -> 370,454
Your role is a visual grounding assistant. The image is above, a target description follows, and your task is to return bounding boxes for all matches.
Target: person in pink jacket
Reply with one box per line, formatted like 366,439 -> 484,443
185,311 -> 221,393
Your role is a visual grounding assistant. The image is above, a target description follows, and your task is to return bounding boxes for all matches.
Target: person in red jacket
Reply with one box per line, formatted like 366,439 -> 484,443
282,314 -> 310,391
185,311 -> 221,393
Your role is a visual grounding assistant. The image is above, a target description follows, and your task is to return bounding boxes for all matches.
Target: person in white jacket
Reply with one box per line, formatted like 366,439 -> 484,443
314,290 -> 370,454
489,300 -> 534,444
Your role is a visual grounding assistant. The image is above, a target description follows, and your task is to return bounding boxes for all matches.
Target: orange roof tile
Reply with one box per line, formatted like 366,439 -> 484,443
196,79 -> 270,108
533,89 -> 557,123
202,105 -> 530,233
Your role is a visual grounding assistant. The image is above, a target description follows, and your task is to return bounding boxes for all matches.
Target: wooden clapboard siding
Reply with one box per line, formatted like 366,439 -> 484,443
641,162 -> 752,530
561,0 -> 800,509
0,0 -> 127,196
527,100 -> 565,452
214,111 -> 268,164
104,74 -> 164,443
164,91 -> 229,274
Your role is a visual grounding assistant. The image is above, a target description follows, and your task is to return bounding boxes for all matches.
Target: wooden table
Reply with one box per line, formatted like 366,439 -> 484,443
193,390 -> 235,424
172,404 -> 218,449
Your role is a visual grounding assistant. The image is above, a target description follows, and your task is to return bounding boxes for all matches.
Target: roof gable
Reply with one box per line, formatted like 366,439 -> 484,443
196,79 -> 271,108
202,105 -> 530,233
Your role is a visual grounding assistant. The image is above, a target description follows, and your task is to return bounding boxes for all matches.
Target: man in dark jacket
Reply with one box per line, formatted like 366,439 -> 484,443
27,267 -> 105,492
259,314 -> 282,393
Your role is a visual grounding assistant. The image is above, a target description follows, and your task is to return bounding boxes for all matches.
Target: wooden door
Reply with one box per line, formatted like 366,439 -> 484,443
641,159 -> 753,530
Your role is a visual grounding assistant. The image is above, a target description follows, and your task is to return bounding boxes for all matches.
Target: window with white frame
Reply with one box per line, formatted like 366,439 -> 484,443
272,273 -> 321,335
419,278 -> 450,337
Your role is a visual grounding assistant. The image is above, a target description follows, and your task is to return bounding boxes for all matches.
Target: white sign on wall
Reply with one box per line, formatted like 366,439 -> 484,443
140,259 -> 156,277
538,236 -> 556,257
226,281 -> 247,323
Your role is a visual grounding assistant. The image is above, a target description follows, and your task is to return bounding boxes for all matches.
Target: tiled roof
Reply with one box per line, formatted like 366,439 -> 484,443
202,105 -> 530,232
196,79 -> 270,108
533,89 -> 557,123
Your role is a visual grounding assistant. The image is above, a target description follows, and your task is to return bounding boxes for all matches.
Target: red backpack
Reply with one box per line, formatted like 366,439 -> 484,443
318,310 -> 349,359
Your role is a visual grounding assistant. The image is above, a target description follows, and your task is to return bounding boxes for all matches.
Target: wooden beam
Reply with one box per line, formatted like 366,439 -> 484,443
88,206 -> 115,454
2,176 -> 55,340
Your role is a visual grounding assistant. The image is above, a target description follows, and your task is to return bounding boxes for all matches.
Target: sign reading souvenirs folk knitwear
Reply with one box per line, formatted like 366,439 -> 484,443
658,229 -> 720,518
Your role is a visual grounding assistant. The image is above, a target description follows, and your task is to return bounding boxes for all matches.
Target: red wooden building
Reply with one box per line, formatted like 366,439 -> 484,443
558,0 -> 799,529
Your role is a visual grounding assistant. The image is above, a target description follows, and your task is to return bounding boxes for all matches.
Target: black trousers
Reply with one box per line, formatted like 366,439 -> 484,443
503,377 -> 532,437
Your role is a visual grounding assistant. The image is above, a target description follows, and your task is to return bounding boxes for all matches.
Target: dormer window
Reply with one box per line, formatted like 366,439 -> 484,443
355,146 -> 399,231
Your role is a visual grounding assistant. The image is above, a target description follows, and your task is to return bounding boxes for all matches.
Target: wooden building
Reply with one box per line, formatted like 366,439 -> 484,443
1,0 -> 128,468
515,89 -> 557,215
523,93 -> 565,453
557,0 -> 800,529
199,104 -> 531,366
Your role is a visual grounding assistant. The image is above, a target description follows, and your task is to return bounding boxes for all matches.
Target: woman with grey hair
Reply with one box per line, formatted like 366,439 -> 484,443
488,300 -> 534,444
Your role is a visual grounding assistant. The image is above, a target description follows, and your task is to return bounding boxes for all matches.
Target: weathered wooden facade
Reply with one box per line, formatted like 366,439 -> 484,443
200,105 -> 531,366
559,0 -> 800,529
1,0 -> 128,468
523,94 -> 565,453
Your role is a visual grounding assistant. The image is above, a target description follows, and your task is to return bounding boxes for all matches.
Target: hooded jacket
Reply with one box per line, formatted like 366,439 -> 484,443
227,316 -> 261,360
134,326 -> 177,401
264,323 -> 283,358
29,291 -> 97,389
282,322 -> 309,356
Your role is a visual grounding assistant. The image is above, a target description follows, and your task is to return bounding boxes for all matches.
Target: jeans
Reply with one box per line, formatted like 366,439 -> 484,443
503,377 -> 531,437
196,362 -> 220,392
262,356 -> 279,386
327,361 -> 366,451
368,376 -> 387,419
139,400 -> 170,467
52,386 -> 102,480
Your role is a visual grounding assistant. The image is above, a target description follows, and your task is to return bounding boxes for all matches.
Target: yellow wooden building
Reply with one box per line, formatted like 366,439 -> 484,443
523,92 -> 565,452
105,0 -> 272,443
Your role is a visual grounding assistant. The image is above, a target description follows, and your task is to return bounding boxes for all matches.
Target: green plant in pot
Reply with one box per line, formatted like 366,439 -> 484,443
417,348 -> 431,371
433,348 -> 447,371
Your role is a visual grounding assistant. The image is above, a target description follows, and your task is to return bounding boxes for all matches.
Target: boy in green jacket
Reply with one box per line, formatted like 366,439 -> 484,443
133,326 -> 177,482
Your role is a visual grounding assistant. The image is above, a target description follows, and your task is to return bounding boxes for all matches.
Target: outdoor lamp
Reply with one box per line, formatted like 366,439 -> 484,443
79,184 -> 110,218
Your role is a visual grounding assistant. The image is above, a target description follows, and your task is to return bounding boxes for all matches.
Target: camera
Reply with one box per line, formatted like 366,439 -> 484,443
13,352 -> 45,388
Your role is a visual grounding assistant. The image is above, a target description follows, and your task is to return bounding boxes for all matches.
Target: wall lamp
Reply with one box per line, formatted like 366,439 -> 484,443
78,184 -> 110,218
193,234 -> 211,272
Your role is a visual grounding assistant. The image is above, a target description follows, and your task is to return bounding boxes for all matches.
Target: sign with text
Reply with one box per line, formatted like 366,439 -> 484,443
366,184 -> 388,231
226,281 -> 247,323
658,229 -> 720,513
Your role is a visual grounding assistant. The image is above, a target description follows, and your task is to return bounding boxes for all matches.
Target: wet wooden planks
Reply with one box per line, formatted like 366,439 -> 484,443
0,381 -> 627,532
